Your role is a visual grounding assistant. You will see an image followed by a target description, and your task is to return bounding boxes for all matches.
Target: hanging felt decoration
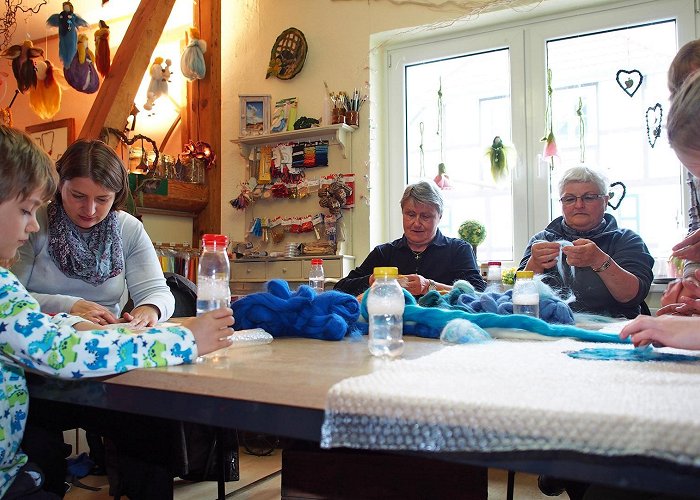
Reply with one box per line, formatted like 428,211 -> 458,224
645,103 -> 663,148
265,27 -> 307,80
541,68 -> 558,166
615,69 -> 643,98
46,1 -> 89,68
94,20 -> 111,78
434,162 -> 452,189
229,182 -> 253,210
576,97 -> 585,164
144,57 -> 172,112
181,27 -> 207,81
607,181 -> 626,210
29,59 -> 62,119
485,136 -> 510,182
0,90 -> 19,127
64,34 -> 99,94
1,40 -> 44,93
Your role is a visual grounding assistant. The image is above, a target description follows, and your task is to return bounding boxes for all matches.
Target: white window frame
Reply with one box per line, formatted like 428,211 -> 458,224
385,0 -> 696,265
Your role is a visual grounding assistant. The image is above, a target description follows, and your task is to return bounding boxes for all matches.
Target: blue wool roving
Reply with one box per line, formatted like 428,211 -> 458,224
556,240 -> 575,281
418,278 -> 575,325
231,279 -> 361,340
361,290 -> 628,343
440,318 -> 492,344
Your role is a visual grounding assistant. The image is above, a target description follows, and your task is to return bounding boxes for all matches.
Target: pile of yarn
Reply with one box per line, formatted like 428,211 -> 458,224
231,279 -> 361,340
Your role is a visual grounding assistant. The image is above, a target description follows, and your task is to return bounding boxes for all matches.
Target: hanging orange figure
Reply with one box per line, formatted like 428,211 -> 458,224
29,59 -> 62,119
94,20 -> 110,78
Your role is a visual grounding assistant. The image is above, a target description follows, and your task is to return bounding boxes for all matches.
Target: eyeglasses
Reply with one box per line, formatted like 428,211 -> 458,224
559,194 -> 606,206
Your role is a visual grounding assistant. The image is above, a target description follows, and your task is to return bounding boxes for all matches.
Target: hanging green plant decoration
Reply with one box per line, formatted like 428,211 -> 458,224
485,136 -> 509,182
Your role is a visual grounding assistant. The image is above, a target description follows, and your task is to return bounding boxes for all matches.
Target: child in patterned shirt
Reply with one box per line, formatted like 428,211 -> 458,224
0,125 -> 234,498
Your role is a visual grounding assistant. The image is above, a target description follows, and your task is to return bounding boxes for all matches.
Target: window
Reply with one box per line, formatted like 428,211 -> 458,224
386,0 -> 696,265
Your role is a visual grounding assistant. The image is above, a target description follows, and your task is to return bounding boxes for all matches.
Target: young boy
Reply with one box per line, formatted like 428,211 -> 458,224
0,125 -> 234,498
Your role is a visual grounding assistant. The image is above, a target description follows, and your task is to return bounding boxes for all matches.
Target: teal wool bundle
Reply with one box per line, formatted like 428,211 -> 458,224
231,279 -> 361,340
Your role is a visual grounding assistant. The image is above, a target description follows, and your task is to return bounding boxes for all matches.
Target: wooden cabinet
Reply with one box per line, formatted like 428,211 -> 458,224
230,255 -> 355,295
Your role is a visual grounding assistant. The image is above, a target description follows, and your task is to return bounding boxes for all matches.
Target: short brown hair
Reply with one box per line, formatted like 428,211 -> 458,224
668,39 -> 700,97
55,139 -> 129,210
668,71 -> 700,154
0,125 -> 57,205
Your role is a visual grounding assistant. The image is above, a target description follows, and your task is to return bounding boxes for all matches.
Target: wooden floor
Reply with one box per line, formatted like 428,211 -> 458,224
64,447 -> 545,499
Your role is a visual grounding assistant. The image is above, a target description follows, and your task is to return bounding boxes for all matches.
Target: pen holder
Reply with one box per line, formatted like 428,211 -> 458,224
345,110 -> 359,127
331,107 -> 345,125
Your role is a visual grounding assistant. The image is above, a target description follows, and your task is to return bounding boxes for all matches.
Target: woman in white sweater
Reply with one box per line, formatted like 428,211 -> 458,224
12,139 -> 174,327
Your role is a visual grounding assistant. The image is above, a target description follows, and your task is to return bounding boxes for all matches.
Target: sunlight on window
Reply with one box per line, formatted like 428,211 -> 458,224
546,21 -> 684,259
405,49 -> 513,261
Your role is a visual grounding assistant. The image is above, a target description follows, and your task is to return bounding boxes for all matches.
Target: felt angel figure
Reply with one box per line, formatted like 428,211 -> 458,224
181,27 -> 207,81
485,136 -> 512,182
94,20 -> 111,78
64,34 -> 100,94
144,57 -> 172,111
47,1 -> 89,68
1,40 -> 44,93
29,59 -> 62,119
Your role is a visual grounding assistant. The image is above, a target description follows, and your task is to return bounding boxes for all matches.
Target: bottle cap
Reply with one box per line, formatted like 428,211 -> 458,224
488,261 -> 502,266
373,266 -> 399,278
311,258 -> 324,265
202,234 -> 229,248
516,270 -> 534,279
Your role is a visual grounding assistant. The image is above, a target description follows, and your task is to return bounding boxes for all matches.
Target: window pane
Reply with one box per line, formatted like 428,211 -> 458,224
546,21 -> 683,258
405,49 -> 513,261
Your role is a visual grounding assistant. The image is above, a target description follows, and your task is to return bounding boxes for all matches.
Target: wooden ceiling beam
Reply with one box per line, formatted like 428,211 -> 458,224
79,0 -> 177,139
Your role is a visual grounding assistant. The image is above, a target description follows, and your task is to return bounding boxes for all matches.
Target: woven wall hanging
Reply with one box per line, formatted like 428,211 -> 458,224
266,27 -> 307,80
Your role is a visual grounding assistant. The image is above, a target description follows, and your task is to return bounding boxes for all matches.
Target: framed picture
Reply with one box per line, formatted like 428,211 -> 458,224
239,94 -> 270,137
26,118 -> 75,162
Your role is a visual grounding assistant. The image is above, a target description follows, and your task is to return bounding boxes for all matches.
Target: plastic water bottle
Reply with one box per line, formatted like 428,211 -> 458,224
512,270 -> 539,318
367,267 -> 405,358
197,234 -> 231,316
487,261 -> 503,292
309,258 -> 325,294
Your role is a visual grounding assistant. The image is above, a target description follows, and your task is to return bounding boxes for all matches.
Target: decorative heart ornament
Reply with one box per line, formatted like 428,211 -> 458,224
616,69 -> 643,97
607,181 -> 626,210
645,103 -> 663,148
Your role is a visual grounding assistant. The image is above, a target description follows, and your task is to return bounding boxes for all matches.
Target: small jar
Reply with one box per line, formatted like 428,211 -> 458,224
486,261 -> 502,291
331,107 -> 345,125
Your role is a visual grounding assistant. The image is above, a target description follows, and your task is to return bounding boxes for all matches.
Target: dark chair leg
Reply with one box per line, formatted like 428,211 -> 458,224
217,428 -> 226,500
507,470 -> 515,500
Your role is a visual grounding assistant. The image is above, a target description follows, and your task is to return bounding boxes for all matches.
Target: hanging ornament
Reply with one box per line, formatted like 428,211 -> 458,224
418,121 -> 425,178
229,182 -> 253,210
64,34 -> 99,94
181,27 -> 207,81
615,69 -> 643,98
645,103 -> 663,148
46,1 -> 89,68
143,57 -> 172,112
485,136 -> 510,182
0,90 -> 19,127
1,40 -> 44,93
94,20 -> 111,78
434,162 -> 452,189
576,97 -> 585,164
29,59 -> 62,119
607,181 -> 627,210
265,27 -> 308,80
541,68 -> 558,167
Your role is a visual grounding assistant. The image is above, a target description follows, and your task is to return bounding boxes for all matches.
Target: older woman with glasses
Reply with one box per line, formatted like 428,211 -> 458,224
518,165 -> 654,318
335,180 -> 486,297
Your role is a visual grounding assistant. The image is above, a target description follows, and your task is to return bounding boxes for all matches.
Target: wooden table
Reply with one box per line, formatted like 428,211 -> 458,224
27,337 -> 700,498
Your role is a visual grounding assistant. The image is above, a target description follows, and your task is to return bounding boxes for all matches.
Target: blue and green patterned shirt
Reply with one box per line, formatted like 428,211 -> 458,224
0,267 -> 197,497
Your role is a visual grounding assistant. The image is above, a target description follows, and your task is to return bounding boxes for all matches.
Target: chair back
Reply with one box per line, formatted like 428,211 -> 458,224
164,272 -> 198,317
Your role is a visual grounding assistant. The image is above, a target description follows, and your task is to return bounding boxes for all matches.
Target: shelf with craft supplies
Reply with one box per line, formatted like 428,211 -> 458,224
233,123 -> 355,159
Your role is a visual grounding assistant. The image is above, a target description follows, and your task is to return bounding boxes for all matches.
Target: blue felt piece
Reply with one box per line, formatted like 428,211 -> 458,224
67,452 -> 94,479
566,346 -> 700,363
440,318 -> 492,344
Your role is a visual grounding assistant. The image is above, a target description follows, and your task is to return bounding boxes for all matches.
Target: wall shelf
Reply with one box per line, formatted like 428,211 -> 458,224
232,124 -> 355,158
137,180 -> 209,214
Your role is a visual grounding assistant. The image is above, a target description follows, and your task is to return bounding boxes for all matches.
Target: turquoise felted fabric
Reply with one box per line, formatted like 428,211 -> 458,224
359,287 -> 629,344
231,279 -> 361,340
440,318 -> 492,344
566,346 -> 700,363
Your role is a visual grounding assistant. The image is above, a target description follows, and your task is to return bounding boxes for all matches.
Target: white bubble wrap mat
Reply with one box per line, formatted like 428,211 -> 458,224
321,339 -> 700,466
